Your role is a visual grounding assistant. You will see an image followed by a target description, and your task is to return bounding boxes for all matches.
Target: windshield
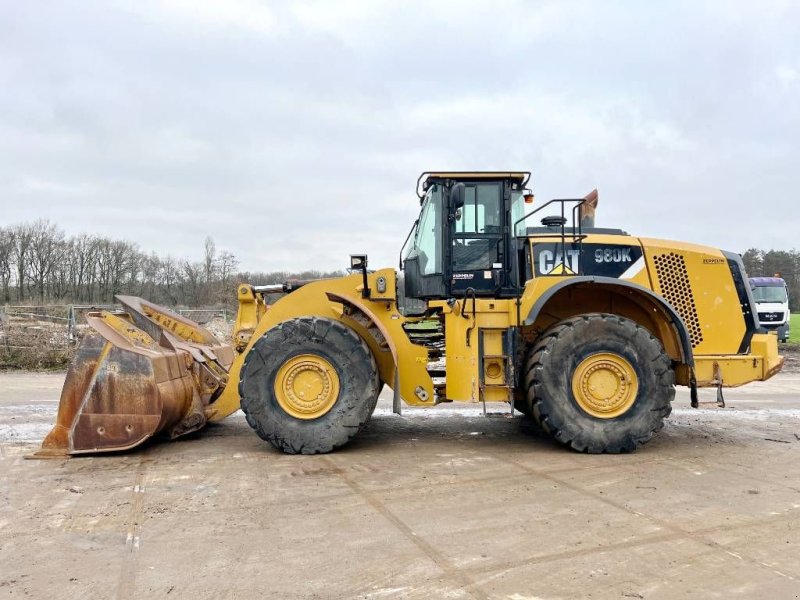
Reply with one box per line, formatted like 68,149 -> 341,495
751,285 -> 788,304
404,185 -> 442,275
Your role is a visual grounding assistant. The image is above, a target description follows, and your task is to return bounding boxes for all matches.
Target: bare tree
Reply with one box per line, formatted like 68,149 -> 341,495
137,252 -> 160,300
215,250 -> 239,304
28,219 -> 65,302
70,234 -> 98,302
50,237 -> 72,300
106,240 -> 137,301
94,238 -> 112,301
182,260 -> 203,304
203,236 -> 216,284
158,256 -> 180,305
11,222 -> 33,301
0,227 -> 14,303
218,251 -> 238,286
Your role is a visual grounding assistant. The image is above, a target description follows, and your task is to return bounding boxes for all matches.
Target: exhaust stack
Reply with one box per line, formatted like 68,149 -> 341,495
579,189 -> 599,229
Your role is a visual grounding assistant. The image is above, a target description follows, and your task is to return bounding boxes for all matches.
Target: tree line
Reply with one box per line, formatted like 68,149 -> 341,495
0,219 -> 342,309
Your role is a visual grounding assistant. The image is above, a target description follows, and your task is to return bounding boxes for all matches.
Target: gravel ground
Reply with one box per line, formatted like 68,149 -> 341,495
1,351 -> 799,599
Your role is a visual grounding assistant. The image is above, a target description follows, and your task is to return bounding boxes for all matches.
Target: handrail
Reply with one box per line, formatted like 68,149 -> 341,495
513,198 -> 588,277
512,198 -> 586,234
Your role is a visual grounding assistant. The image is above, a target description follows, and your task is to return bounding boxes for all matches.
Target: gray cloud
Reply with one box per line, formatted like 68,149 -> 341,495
1,0 -> 799,272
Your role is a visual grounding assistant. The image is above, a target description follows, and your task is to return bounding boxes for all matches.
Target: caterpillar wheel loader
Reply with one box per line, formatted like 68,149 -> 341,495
36,171 -> 784,457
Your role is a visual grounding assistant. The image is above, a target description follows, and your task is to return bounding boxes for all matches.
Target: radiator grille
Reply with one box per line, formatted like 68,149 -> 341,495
653,253 -> 703,348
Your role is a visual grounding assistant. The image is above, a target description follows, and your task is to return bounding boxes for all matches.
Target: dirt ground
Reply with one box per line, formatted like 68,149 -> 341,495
2,355 -> 800,599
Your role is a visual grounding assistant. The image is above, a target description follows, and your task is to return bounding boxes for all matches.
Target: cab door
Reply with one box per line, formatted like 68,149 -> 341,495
449,181 -> 506,296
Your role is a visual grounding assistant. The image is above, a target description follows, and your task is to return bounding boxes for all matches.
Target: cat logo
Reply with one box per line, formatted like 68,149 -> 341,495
539,249 -> 580,275
546,262 -> 576,275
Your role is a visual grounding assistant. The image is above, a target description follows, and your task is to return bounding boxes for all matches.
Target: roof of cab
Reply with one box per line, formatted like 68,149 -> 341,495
417,171 -> 531,198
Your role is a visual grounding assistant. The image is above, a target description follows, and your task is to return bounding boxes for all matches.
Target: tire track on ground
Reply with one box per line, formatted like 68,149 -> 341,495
115,459 -> 149,600
494,454 -> 800,582
321,456 -> 490,600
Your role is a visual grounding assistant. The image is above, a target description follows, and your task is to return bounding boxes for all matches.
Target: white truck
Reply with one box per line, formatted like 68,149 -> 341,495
749,276 -> 791,342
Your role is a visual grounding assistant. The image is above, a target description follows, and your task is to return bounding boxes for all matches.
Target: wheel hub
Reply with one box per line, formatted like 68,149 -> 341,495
571,352 -> 638,419
274,354 -> 340,419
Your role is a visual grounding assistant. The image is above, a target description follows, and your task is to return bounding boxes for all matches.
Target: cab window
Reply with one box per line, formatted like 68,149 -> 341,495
452,183 -> 502,273
456,184 -> 501,234
409,185 -> 442,275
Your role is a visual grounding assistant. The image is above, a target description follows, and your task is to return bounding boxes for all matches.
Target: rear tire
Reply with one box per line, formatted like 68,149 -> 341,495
239,317 -> 380,454
524,313 -> 674,453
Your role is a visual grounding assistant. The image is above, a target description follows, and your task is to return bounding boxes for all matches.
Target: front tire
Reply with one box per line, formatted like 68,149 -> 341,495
239,317 -> 380,454
524,313 -> 674,453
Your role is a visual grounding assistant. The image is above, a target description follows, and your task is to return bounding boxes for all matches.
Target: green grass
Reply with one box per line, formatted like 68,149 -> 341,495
791,313 -> 800,344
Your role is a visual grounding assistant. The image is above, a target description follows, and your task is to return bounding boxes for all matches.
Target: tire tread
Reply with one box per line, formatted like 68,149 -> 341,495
525,313 -> 675,454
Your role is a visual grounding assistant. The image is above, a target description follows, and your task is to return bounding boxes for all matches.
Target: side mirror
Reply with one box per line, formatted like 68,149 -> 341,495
450,183 -> 465,210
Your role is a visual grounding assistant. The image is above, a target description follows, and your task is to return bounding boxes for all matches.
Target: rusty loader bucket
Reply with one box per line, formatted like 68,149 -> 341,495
35,296 -> 234,456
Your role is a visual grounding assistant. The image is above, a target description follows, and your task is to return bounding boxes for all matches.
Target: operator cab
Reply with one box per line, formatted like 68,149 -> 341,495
402,172 -> 531,300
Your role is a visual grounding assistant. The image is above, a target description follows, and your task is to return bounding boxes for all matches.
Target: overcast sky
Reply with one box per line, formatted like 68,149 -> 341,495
1,1 -> 799,272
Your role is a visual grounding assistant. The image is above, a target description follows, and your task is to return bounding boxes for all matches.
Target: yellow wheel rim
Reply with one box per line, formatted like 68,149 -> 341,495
274,354 -> 340,420
571,352 -> 639,419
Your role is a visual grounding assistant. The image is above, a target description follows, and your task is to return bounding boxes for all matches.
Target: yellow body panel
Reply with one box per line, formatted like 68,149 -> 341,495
432,298 -> 516,402
640,238 -> 745,355
519,233 -> 780,391
209,269 -> 434,421
681,333 -> 784,387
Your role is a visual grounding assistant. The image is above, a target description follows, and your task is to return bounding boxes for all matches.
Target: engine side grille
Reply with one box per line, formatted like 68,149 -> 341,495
653,253 -> 703,348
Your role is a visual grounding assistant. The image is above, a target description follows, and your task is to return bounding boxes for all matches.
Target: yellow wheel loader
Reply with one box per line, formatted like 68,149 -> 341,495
37,172 -> 784,457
